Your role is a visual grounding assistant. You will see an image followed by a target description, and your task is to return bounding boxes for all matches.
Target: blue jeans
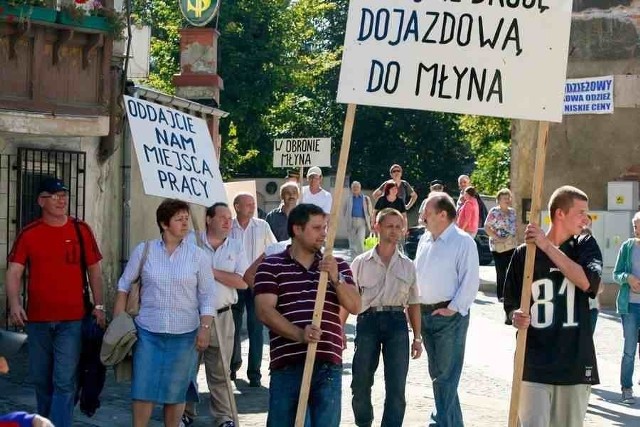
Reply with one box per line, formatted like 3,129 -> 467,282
26,321 -> 82,427
267,362 -> 342,427
231,289 -> 264,382
421,310 -> 470,427
620,303 -> 640,389
351,311 -> 409,427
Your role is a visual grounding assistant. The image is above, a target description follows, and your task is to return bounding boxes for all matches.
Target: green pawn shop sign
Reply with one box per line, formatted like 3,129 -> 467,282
179,0 -> 220,27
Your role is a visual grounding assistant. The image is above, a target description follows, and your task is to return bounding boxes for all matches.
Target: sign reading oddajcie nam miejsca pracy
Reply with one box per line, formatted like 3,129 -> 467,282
337,0 -> 573,122
273,138 -> 332,168
124,95 -> 226,207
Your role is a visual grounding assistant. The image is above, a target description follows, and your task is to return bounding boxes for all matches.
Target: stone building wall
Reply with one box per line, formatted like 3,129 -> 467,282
510,0 -> 640,305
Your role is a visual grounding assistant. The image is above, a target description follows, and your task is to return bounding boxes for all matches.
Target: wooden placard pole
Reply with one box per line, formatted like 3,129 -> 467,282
191,212 -> 240,427
299,166 -> 304,197
294,103 -> 357,426
507,121 -> 550,427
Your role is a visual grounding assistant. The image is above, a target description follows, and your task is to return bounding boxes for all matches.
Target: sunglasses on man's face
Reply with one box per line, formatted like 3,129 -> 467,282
40,193 -> 68,201
391,170 -> 401,174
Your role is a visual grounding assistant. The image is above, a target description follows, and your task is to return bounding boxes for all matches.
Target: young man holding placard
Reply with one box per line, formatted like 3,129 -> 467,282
504,186 -> 602,427
254,203 -> 361,426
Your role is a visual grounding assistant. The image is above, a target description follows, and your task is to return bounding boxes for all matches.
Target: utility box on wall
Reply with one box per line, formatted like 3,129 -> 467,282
541,210 -> 633,268
608,181 -> 639,211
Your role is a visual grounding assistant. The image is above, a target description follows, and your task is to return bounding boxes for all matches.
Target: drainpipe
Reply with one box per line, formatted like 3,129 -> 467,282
119,89 -> 134,273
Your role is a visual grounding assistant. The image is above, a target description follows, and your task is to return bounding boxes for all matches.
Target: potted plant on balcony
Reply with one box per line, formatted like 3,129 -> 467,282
0,0 -> 57,24
57,0 -> 125,38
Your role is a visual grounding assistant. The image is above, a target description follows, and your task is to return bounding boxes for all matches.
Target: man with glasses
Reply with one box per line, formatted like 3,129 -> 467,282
372,164 -> 418,211
6,177 -> 104,427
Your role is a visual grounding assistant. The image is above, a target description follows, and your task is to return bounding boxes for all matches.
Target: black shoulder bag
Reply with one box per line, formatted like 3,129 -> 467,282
73,218 -> 94,314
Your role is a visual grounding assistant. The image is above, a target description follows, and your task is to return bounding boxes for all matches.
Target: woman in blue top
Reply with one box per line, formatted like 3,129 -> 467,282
613,211 -> 640,404
113,199 -> 217,427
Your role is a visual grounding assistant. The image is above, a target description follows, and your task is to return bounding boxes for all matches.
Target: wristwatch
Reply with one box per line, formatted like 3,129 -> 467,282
94,305 -> 105,312
200,324 -> 211,329
332,273 -> 346,288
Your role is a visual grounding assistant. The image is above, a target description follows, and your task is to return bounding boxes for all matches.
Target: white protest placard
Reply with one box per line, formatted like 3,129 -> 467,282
336,1 -> 573,122
124,95 -> 226,207
564,76 -> 614,115
273,138 -> 331,168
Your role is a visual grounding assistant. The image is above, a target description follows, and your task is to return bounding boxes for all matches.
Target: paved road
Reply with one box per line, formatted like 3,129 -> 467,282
2,262 -> 639,426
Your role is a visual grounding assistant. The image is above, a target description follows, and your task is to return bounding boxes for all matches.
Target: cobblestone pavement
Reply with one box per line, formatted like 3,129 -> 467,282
2,262 -> 639,426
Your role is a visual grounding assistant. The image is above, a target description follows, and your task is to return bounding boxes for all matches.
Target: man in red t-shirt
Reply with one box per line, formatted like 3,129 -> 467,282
5,178 -> 104,427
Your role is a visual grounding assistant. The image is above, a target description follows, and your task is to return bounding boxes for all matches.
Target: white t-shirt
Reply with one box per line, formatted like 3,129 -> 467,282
302,185 -> 333,214
265,239 -> 291,256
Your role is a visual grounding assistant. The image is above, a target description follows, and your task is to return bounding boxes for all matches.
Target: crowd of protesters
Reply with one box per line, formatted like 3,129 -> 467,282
3,166 -> 639,427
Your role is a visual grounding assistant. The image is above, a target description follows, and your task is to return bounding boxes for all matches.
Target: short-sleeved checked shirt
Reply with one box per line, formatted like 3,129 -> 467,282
351,248 -> 419,313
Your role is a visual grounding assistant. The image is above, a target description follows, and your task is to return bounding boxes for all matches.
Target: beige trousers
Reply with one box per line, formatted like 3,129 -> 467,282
519,381 -> 591,427
185,309 -> 235,425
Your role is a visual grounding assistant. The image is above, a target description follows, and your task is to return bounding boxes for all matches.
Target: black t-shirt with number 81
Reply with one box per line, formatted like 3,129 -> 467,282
504,234 -> 603,385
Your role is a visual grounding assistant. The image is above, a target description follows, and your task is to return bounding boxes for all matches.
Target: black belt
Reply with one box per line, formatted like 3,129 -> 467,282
420,301 -> 451,313
362,306 -> 405,314
217,306 -> 231,314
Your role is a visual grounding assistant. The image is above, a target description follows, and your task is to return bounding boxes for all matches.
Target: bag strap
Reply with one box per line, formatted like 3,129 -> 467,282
136,241 -> 150,283
194,230 -> 204,249
72,218 -> 92,313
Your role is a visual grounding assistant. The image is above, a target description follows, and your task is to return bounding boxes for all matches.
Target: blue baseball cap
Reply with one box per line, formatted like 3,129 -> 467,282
38,177 -> 68,194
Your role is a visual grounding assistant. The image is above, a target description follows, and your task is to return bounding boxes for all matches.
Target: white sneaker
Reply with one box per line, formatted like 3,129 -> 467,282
621,388 -> 635,404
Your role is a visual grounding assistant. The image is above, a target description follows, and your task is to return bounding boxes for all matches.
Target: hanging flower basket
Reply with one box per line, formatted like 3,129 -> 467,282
56,10 -> 109,32
0,1 -> 57,24
57,0 -> 125,38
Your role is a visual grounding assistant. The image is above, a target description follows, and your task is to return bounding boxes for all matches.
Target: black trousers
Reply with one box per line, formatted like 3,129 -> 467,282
492,249 -> 515,300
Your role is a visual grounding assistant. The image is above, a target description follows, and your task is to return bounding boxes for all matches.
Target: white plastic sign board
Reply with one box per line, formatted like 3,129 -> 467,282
337,1 -> 573,122
124,95 -> 226,207
273,138 -> 331,168
563,76 -> 614,115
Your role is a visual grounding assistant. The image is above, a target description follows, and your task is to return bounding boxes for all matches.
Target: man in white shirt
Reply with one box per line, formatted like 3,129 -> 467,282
302,166 -> 333,214
188,202 -> 249,427
229,193 -> 277,387
414,192 -> 479,427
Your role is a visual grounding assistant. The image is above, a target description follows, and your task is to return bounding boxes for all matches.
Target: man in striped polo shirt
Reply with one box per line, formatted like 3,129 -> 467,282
254,203 -> 361,427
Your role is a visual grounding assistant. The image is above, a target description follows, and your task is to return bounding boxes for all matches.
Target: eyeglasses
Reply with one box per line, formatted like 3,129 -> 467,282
391,170 -> 401,174
40,193 -> 68,201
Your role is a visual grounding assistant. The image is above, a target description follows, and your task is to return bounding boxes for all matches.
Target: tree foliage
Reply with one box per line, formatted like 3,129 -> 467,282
130,0 -> 515,196
458,116 -> 511,196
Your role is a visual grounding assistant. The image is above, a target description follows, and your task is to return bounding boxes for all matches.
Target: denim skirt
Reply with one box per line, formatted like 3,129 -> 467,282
132,326 -> 198,404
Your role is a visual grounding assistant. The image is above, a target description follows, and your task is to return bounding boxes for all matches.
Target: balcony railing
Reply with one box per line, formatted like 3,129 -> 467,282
0,0 -> 116,116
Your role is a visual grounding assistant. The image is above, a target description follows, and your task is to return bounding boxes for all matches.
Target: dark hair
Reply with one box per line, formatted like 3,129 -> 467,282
383,181 -> 397,196
206,202 -> 229,218
548,186 -> 588,220
464,186 -> 477,198
428,192 -> 457,221
156,199 -> 190,233
287,203 -> 325,238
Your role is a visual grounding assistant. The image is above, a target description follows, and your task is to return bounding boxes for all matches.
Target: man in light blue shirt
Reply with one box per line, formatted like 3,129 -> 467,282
414,192 -> 479,427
